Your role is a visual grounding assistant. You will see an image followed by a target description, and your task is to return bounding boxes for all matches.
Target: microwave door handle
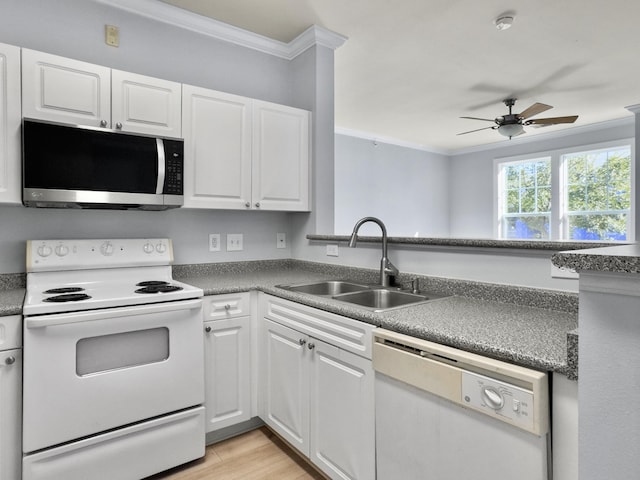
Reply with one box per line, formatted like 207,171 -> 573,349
156,138 -> 166,194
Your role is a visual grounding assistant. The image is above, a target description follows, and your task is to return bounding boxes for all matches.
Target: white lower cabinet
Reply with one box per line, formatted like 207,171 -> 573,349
260,295 -> 375,480
203,294 -> 252,433
0,315 -> 22,480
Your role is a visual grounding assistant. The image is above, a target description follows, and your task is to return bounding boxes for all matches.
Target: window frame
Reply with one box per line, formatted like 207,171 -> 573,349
493,138 -> 635,242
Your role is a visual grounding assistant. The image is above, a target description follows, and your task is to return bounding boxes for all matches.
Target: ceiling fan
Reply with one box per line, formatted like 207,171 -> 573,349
458,98 -> 578,138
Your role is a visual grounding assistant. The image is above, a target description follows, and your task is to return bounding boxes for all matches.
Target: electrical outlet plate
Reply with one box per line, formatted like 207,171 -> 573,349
227,234 -> 243,251
326,244 -> 339,257
277,233 -> 286,249
208,234 -> 220,252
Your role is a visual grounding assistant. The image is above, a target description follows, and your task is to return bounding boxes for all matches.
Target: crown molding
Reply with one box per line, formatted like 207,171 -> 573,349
95,0 -> 346,60
335,127 -> 450,156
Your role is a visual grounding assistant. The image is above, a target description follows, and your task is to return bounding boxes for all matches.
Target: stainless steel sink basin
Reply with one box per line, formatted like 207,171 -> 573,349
333,289 -> 433,311
277,280 -> 449,312
278,280 -> 370,296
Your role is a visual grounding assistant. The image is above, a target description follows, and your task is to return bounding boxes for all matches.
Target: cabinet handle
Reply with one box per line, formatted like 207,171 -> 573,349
224,304 -> 231,310
115,122 -> 123,130
205,326 -> 212,333
5,356 -> 15,365
245,202 -> 251,208
308,343 -> 315,350
255,202 -> 261,208
100,120 -> 108,127
299,338 -> 306,346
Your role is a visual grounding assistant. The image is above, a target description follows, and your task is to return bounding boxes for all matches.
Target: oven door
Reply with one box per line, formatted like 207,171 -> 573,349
23,299 -> 204,453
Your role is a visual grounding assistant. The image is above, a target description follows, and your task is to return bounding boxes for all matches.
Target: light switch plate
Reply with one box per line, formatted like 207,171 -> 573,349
276,233 -> 286,249
227,234 -> 243,251
105,25 -> 119,47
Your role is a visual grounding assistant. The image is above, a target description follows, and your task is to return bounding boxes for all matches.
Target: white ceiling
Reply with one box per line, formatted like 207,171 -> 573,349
159,0 -> 640,153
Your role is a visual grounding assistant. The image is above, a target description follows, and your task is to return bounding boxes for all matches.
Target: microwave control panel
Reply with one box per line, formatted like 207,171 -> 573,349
163,139 -> 183,195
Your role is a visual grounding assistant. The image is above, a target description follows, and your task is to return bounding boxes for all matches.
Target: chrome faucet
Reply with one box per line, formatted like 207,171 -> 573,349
348,216 -> 399,287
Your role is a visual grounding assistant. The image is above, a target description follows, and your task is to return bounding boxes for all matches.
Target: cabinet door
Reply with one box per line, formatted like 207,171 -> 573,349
0,348 -> 22,480
182,85 -> 252,209
0,43 -> 21,205
252,101 -> 310,211
111,70 -> 182,137
204,317 -> 251,432
309,340 -> 375,480
21,49 -> 110,127
262,319 -> 309,455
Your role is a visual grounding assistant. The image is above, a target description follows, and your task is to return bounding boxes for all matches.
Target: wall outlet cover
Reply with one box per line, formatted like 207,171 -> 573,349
227,233 -> 243,251
326,244 -> 339,257
209,233 -> 220,252
276,233 -> 286,249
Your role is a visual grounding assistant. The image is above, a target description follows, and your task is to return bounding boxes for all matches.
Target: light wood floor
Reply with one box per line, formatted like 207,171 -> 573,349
146,427 -> 327,480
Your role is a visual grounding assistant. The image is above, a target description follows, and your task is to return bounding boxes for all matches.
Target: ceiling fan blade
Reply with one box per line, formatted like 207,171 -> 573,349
457,126 -> 496,136
518,102 -> 553,120
460,116 -> 496,122
526,115 -> 578,126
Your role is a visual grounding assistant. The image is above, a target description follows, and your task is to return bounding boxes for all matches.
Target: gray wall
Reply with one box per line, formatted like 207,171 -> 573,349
334,134 -> 450,236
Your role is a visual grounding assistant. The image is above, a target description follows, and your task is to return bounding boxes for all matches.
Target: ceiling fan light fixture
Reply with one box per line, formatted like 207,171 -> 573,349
494,15 -> 514,31
497,123 -> 524,138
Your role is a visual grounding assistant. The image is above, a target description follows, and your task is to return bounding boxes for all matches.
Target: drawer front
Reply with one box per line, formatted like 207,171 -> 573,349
0,315 -> 21,351
261,294 -> 374,359
203,293 -> 251,321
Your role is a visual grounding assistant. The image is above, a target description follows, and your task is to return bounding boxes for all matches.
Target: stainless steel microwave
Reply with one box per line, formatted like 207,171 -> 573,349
22,119 -> 184,210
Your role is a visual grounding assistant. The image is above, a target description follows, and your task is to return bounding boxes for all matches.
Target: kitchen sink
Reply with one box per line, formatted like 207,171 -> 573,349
333,289 -> 434,311
277,280 -> 449,312
278,280 -> 370,296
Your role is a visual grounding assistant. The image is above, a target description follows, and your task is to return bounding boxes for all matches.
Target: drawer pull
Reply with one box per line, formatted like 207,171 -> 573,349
299,338 -> 307,346
5,356 -> 16,365
224,304 -> 231,310
205,326 -> 212,333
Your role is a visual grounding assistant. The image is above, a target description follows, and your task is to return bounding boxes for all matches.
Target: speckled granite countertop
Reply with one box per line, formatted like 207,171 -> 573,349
552,244 -> 640,273
0,289 -> 24,316
308,234 -> 620,251
174,260 -> 578,379
0,259 -> 578,379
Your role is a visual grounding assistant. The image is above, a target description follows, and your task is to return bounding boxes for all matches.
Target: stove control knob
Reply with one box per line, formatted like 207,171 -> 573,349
37,245 -> 52,257
55,244 -> 69,257
156,243 -> 167,254
100,241 -> 114,256
143,242 -> 155,254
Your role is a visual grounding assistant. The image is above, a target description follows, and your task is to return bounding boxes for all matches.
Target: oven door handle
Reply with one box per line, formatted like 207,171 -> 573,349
25,298 -> 203,329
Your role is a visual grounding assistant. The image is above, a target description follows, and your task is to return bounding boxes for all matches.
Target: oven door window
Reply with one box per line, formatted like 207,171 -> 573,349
76,327 -> 169,376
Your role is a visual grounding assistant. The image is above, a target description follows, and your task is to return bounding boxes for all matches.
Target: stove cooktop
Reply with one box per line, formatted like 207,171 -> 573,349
23,239 -> 203,316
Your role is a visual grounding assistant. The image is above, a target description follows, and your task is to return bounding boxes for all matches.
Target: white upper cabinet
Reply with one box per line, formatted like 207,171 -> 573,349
21,49 -> 181,137
182,85 -> 252,209
0,43 -> 21,205
21,49 -> 110,127
182,85 -> 311,211
111,69 -> 182,137
252,100 -> 310,211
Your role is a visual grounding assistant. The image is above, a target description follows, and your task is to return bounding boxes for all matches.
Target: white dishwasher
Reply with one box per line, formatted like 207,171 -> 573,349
374,329 -> 550,480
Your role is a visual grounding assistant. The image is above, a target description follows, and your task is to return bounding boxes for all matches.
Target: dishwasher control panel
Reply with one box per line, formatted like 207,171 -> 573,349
461,370 -> 535,431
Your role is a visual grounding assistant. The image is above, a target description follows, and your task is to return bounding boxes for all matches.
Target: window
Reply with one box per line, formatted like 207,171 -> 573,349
496,141 -> 633,241
499,157 -> 552,239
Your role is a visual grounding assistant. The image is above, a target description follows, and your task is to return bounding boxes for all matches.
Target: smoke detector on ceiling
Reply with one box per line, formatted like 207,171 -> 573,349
494,15 -> 514,31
